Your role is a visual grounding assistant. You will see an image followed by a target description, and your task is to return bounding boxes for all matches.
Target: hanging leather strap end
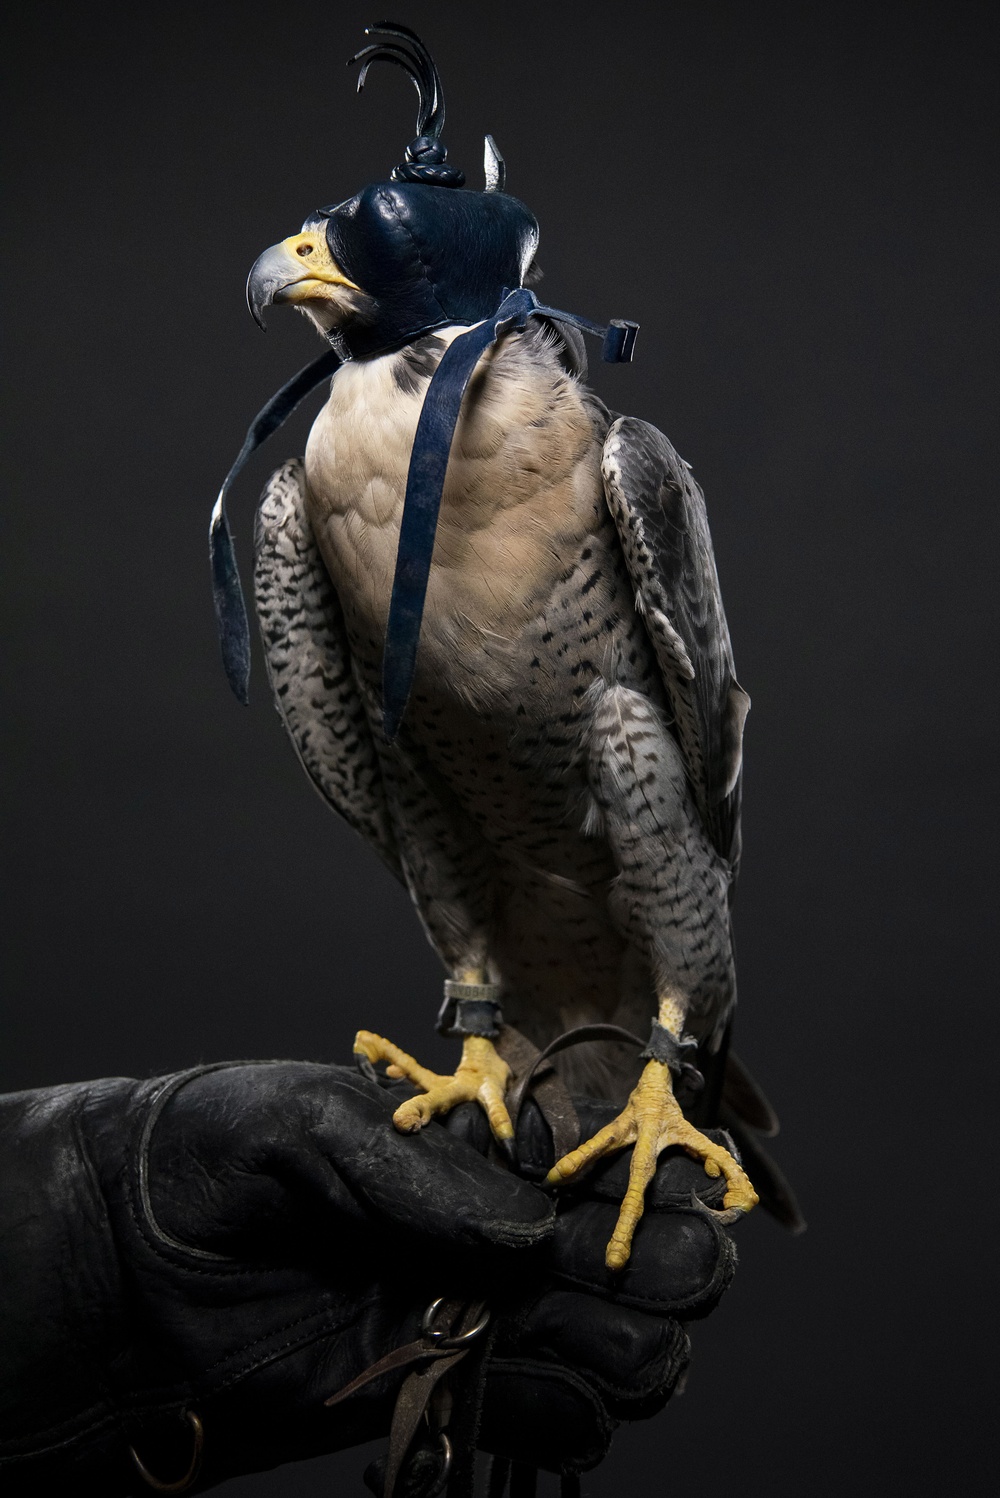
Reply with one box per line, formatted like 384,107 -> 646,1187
210,494 -> 252,706
209,346 -> 342,705
602,319 -> 639,363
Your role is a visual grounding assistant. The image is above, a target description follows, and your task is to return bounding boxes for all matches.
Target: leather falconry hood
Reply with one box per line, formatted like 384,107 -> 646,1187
210,21 -> 639,738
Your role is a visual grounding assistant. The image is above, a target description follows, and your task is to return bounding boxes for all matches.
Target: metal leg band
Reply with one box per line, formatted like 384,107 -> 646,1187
438,983 -> 503,1038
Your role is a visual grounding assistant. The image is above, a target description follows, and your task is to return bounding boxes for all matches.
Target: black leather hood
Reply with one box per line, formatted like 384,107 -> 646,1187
297,21 -> 538,362
308,182 -> 539,361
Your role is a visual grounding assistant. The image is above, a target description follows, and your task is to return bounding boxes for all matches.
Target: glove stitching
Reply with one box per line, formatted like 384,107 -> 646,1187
2,1299 -> 384,1459
190,1299 -> 380,1398
70,1089 -> 135,1429
374,186 -> 451,322
0,1404 -> 124,1461
128,1062 -> 313,1275
549,1272 -> 730,1315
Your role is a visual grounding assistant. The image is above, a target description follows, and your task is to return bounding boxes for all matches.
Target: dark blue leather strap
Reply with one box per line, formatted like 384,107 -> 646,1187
529,301 -> 639,364
381,290 -> 637,738
381,289 -> 535,737
210,348 -> 341,703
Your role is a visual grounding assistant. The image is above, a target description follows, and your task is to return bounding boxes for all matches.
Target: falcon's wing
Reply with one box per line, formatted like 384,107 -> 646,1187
602,417 -> 749,867
253,459 -> 403,880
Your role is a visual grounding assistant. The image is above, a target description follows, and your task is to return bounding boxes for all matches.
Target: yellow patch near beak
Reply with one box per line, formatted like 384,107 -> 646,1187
278,232 -> 360,296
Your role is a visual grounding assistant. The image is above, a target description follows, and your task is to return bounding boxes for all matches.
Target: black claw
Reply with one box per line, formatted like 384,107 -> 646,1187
687,1189 -> 745,1226
497,1134 -> 519,1172
354,1050 -> 378,1084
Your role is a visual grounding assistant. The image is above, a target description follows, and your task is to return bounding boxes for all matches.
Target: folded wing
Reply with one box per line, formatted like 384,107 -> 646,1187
602,417 -> 749,871
253,459 -> 403,881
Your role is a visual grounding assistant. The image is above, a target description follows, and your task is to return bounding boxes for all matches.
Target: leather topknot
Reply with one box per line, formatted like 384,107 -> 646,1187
350,22 -> 464,186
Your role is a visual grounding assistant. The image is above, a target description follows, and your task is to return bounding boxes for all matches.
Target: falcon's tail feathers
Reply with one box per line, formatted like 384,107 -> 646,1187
722,1049 -> 780,1137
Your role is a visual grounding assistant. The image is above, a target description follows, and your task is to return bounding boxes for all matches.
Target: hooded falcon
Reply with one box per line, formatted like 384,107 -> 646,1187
212,23 -> 801,1269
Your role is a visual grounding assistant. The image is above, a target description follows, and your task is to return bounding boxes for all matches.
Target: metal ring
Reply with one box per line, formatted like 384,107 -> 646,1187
129,1409 -> 204,1493
418,1430 -> 454,1498
420,1297 -> 491,1347
420,1296 -> 448,1339
435,1432 -> 454,1487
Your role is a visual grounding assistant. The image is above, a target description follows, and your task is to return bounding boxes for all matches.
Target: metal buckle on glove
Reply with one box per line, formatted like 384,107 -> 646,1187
420,1297 -> 490,1347
324,1298 -> 489,1498
129,1409 -> 204,1493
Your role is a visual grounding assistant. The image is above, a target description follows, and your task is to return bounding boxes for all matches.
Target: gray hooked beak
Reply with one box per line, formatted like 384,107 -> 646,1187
246,231 -> 360,329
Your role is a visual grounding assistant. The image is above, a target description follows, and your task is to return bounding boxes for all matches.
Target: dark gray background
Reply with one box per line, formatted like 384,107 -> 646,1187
3,1 -> 997,1493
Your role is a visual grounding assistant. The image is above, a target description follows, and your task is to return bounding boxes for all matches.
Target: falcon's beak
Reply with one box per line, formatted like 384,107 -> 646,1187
246,231 -> 360,328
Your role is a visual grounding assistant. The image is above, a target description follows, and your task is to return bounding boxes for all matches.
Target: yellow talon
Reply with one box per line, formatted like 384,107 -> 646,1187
546,1056 -> 758,1271
353,1030 -> 514,1146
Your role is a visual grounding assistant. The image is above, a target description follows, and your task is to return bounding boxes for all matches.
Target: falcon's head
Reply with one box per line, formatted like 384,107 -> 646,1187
246,22 -> 539,362
214,22 -> 635,727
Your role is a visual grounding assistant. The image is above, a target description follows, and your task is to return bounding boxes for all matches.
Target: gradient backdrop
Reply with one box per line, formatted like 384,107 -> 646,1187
3,2 -> 997,1494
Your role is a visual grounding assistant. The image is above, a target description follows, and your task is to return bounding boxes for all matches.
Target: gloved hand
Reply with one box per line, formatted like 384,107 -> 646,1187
445,1090 -> 738,1481
0,1062 -> 737,1495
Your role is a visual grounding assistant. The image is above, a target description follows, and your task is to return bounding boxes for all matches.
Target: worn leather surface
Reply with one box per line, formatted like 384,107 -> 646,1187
0,1062 -> 737,1491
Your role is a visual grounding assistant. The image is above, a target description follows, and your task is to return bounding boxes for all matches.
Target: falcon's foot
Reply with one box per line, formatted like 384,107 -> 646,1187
353,1030 -> 515,1159
546,1058 -> 758,1271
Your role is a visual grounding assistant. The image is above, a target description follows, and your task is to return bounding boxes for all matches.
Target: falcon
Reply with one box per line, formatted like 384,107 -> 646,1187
212,23 -> 801,1269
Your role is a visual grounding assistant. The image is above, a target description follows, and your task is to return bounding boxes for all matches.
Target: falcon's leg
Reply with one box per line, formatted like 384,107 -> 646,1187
342,717 -> 516,1138
557,684 -> 758,1269
547,997 -> 758,1270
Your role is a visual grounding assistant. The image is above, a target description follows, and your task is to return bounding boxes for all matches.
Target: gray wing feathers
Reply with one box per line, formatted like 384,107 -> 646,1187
253,459 -> 403,880
602,417 -> 749,864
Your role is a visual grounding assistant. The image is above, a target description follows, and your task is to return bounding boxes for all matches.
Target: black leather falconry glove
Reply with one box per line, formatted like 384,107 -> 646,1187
0,1062 -> 737,1495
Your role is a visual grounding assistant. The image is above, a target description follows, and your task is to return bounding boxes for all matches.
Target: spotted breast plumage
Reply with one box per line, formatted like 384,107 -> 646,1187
219,22 -> 802,1269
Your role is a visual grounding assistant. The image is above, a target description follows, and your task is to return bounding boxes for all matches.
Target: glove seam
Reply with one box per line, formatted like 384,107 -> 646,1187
0,1402 -> 124,1463
3,1304 -> 381,1452
552,1223 -> 736,1316
2,1080 -> 141,1461
71,1086 -> 136,1430
131,1062 -> 281,1268
190,1298 -> 380,1400
545,1323 -> 689,1406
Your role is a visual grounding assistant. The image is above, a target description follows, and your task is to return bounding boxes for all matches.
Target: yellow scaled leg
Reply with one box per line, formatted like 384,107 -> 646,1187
547,1055 -> 759,1271
353,1030 -> 515,1155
